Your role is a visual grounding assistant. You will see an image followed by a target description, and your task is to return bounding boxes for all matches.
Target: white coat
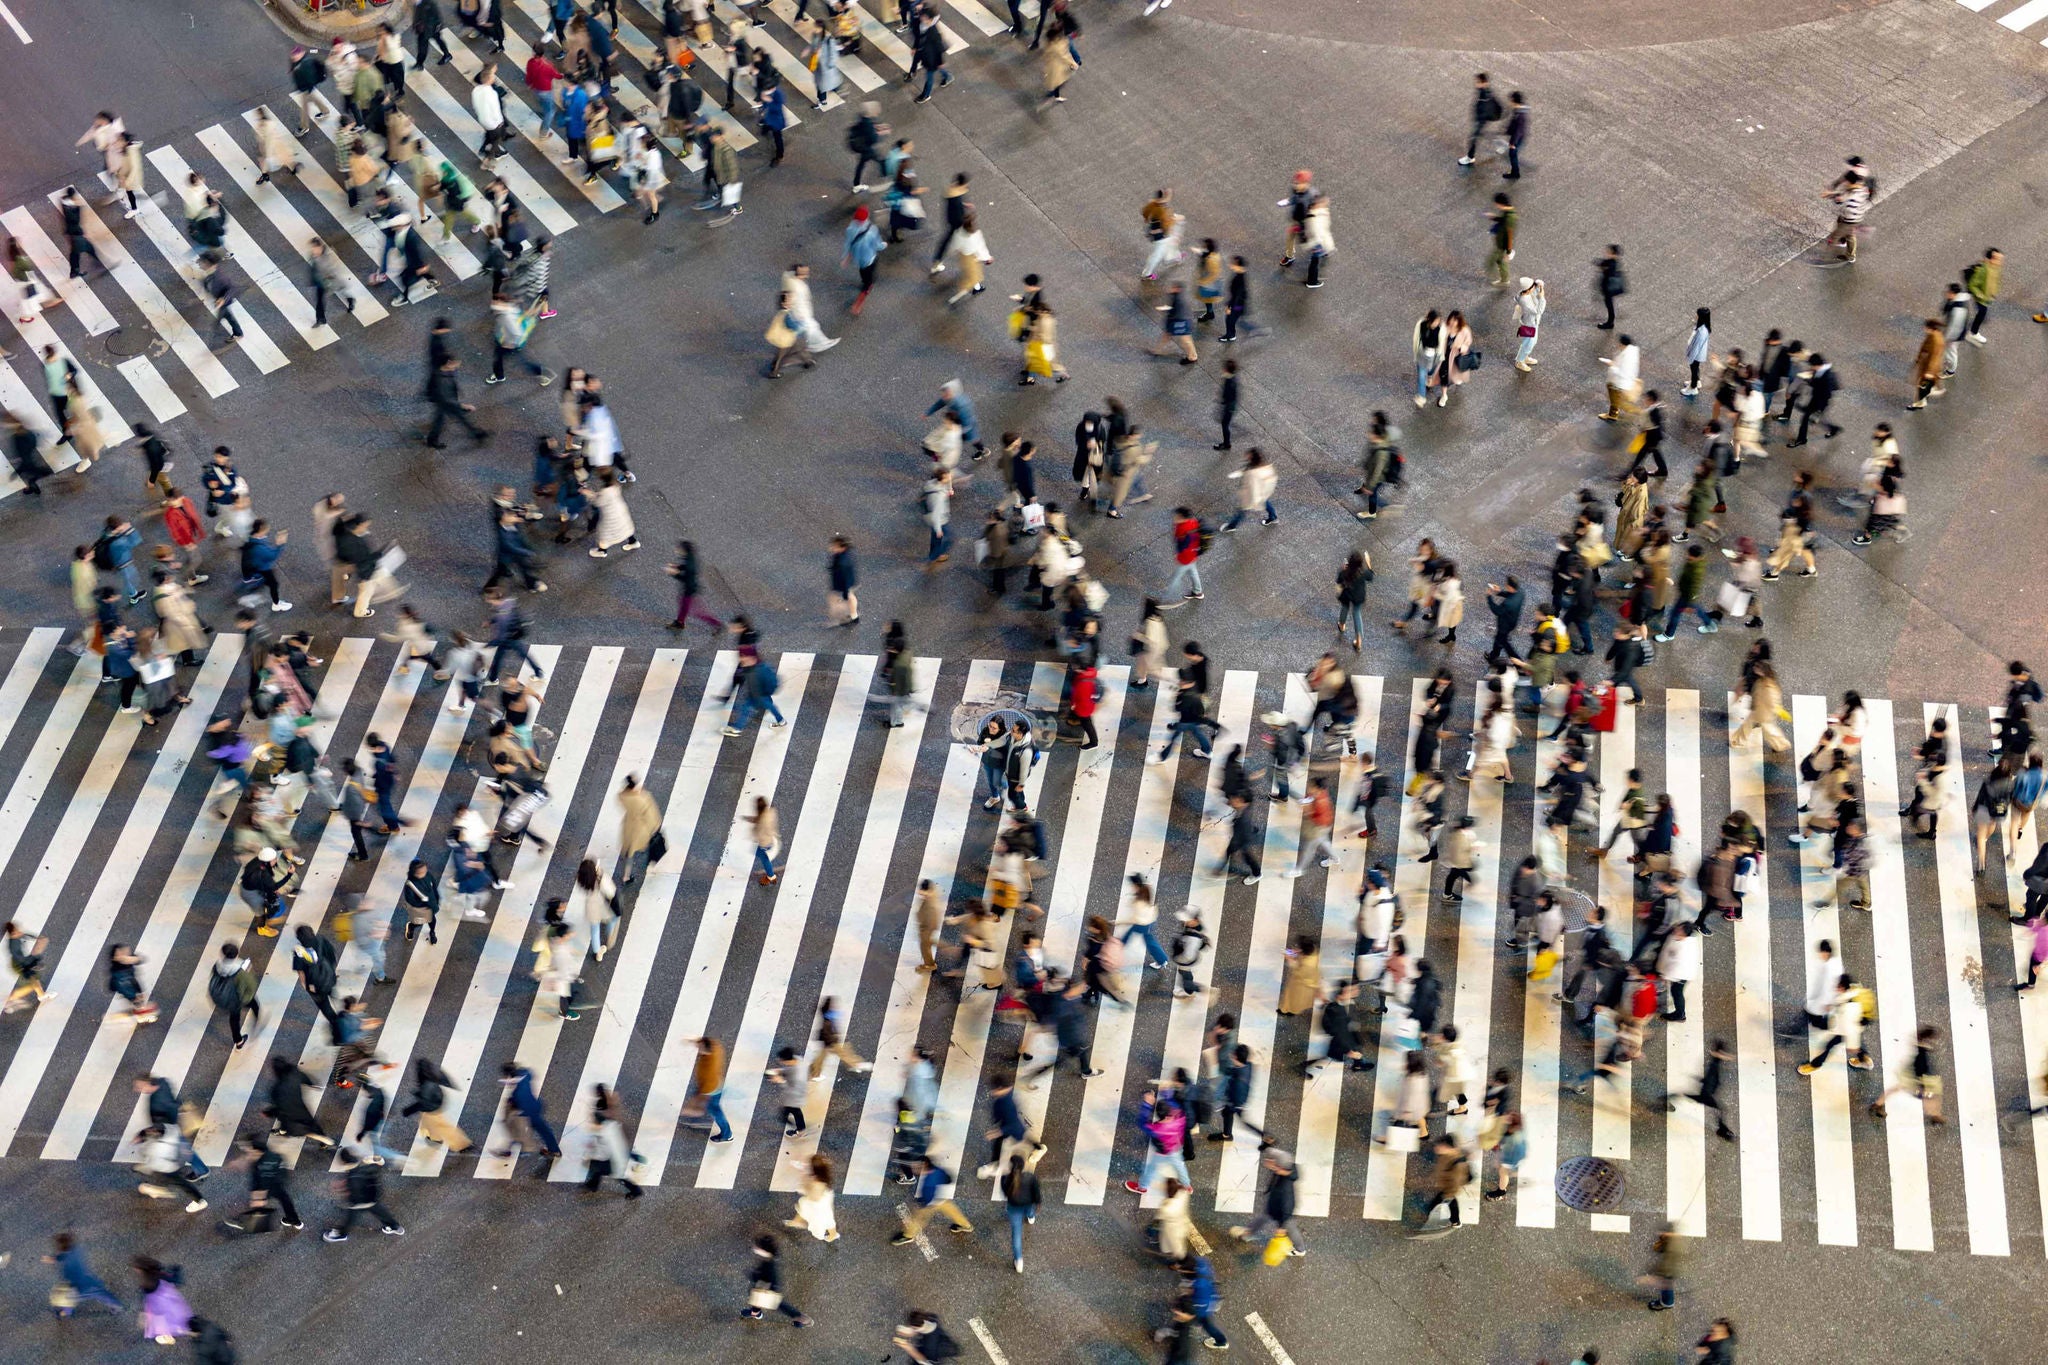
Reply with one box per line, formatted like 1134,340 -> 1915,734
593,482 -> 635,548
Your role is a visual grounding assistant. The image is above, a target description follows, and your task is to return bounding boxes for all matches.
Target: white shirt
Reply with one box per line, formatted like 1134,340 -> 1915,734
580,403 -> 620,468
1657,931 -> 1700,983
1126,893 -> 1157,928
1806,953 -> 1843,1015
473,83 -> 506,131
453,807 -> 491,852
1605,344 -> 1641,387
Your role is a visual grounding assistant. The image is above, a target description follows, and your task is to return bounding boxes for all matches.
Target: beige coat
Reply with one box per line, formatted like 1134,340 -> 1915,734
1639,542 -> 1674,609
1155,1184 -> 1194,1259
1041,41 -> 1077,93
1278,947 -> 1320,1016
1614,480 -> 1648,554
152,582 -> 206,658
1441,324 -> 1474,386
617,783 -> 661,858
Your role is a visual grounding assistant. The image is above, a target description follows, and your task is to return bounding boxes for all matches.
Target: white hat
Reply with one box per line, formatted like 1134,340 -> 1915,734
257,847 -> 276,862
1518,276 -> 1534,288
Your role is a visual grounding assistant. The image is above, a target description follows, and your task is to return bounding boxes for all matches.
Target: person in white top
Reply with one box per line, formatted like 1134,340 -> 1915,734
1512,276 -> 1545,370
777,264 -> 839,352
632,140 -> 666,224
1115,872 -> 1167,969
76,112 -> 126,205
1656,921 -> 1700,1022
1600,335 -> 1642,422
472,69 -> 509,164
575,857 -> 620,960
1804,938 -> 1843,1030
1221,448 -> 1277,530
946,212 -> 993,307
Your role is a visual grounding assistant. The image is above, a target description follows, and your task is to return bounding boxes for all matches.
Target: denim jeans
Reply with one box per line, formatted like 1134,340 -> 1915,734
1159,720 -> 1213,760
1007,1204 -> 1032,1261
691,1088 -> 732,1141
1221,501 -> 1274,529
753,844 -> 776,878
928,525 -> 951,561
1139,1146 -> 1190,1192
730,694 -> 785,731
1341,600 -> 1366,640
534,88 -> 559,138
1515,334 -> 1537,365
1165,561 -> 1203,598
1416,358 -> 1435,399
1120,921 -> 1167,966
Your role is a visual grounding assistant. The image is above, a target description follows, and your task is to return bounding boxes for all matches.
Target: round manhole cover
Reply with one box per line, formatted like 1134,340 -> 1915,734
1555,1155 -> 1626,1212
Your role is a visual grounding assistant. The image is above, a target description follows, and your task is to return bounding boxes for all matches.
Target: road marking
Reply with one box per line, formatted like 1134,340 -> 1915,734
1363,679 -> 1430,1219
1857,698 -> 1934,1250
1245,1312 -> 1298,1365
0,0 -> 29,44
478,651 -> 683,1179
1589,699 -> 1636,1234
299,109 -> 486,278
968,1318 -> 1012,1365
1991,706 -> 2048,1258
1216,674 -> 1308,1215
1514,714 -> 1558,1229
1004,667 -> 1128,1190
101,641 -> 371,1164
893,1201 -> 937,1260
1791,693 -> 1857,1245
1927,704 -> 2010,1255
1295,674 -> 1377,1217
1664,689 -> 1706,1236
56,192 -> 238,397
1998,0 -> 2048,29
631,655 -> 815,1185
924,664 -> 1064,1184
1725,699 -> 1781,1242
440,31 -> 627,212
409,647 -> 615,1177
1069,672 -> 1177,1205
147,145 -> 337,351
699,655 -> 873,1188
114,357 -> 186,423
118,172 -> 289,373
1,207 -> 119,335
841,659 -> 1003,1195
0,640 -> 234,1155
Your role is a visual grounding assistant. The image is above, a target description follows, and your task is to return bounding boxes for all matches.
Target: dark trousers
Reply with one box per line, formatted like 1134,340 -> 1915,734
1506,142 -> 1522,178
244,1185 -> 300,1226
331,1201 -> 401,1235
1465,118 -> 1489,159
1794,403 -> 1838,443
312,282 -> 355,327
226,999 -> 257,1046
428,400 -> 485,443
66,233 -> 103,277
852,151 -> 880,187
1025,1041 -> 1092,1081
1664,980 -> 1688,1020
1420,1188 -> 1463,1225
1486,621 -> 1516,664
1444,865 -> 1472,898
489,639 -> 540,680
1218,407 -> 1234,449
415,28 -> 453,65
1600,293 -> 1616,328
1970,300 -> 1990,335
493,343 -> 544,381
252,568 -> 284,605
1223,305 -> 1244,341
766,125 -> 785,163
1008,0 -> 1026,32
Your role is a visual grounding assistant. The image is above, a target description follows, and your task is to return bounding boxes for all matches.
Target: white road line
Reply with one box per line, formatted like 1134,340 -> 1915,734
518,0 -> 751,154
630,654 -> 816,1185
0,359 -> 77,478
193,661 -> 424,1166
497,21 -> 704,174
940,0 -> 1010,36
840,1 -> 915,68
1294,675 -> 1377,1218
193,124 -> 389,326
553,651 -> 736,1183
119,176 -> 289,373
1514,719 -> 1558,1230
56,194 -> 239,397
2,272 -> 136,445
840,659 -> 1003,1196
1999,0 -> 2048,28
1244,1312 -> 1298,1365
1068,673 -> 1176,1206
710,0 -> 832,111
0,0 -> 29,44
1,208 -> 119,335
0,640 -> 235,1155
147,145 -> 336,351
859,0 -> 967,52
1991,706 -> 2048,1258
474,651 -> 681,1177
405,61 -> 581,234
765,0 -> 886,88
405,647 -> 616,1176
700,656 -> 876,1187
967,1317 -> 1012,1365
1858,699 -> 1934,1251
1791,693 -> 1857,1246
1955,0 -> 1999,11
1141,670 -> 1254,1212
0,651 -> 103,891
441,32 -> 628,211
113,358 -> 186,424
283,669 -> 485,1164
95,642 -> 371,1163
767,661 -> 937,1191
1926,704 -> 2009,1255
238,111 -> 390,270
1588,700 -> 1636,1234
298,109 -> 487,278
1362,679 -> 1429,1219
1215,674 -> 1308,1215
923,664 -> 1063,1185
1002,668 -> 1128,1189
1724,701 -> 1781,1242
362,650 -> 553,1166
1449,683 -> 1506,1227
1664,689 -> 1706,1237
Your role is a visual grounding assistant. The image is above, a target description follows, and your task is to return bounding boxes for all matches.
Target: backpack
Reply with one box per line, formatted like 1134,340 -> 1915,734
92,535 -> 115,571
208,968 -> 240,1011
1476,90 -> 1503,123
1386,450 -> 1407,486
1798,749 -> 1823,784
1195,519 -> 1216,557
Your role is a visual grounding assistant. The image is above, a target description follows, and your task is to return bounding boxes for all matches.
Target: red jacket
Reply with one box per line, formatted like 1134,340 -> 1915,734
525,54 -> 561,95
1070,667 -> 1098,719
1172,517 -> 1200,566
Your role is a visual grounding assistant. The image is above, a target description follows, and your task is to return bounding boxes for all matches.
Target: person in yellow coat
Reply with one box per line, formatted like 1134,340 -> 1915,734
1041,26 -> 1077,103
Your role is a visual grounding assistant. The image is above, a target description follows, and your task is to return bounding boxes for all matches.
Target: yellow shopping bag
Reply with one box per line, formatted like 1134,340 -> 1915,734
1528,947 -> 1560,982
1262,1231 -> 1293,1266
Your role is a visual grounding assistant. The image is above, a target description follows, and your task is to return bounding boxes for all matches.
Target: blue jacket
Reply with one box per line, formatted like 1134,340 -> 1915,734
843,219 -> 884,270
245,535 -> 282,573
914,1163 -> 952,1206
927,390 -> 978,442
991,1090 -> 1026,1142
1187,1256 -> 1220,1315
562,85 -> 590,139
761,86 -> 788,131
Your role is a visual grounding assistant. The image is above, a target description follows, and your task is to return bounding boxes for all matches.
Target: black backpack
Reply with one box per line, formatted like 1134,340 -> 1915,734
1477,90 -> 1503,123
92,535 -> 116,571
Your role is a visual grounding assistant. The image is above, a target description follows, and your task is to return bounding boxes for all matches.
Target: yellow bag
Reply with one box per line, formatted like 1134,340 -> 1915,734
1025,339 -> 1054,377
765,313 -> 798,349
1262,1231 -> 1293,1266
1528,947 -> 1559,982
1007,308 -> 1029,341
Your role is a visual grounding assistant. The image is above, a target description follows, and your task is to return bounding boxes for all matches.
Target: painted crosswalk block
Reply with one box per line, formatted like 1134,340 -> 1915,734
0,0 -> 1025,496
1958,0 -> 2048,40
0,632 -> 2040,1260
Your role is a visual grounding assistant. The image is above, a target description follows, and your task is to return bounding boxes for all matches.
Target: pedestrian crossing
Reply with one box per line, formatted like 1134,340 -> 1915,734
1957,0 -> 2048,40
0,0 -> 1032,496
2,631 -> 2046,1257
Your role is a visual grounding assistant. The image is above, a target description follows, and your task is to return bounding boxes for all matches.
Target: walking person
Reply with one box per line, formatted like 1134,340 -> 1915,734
1001,1151 -> 1040,1271
321,1152 -> 404,1240
741,1234 -> 813,1327
1220,449 -> 1277,530
1429,310 -> 1473,408
1595,244 -> 1625,329
1512,277 -> 1545,370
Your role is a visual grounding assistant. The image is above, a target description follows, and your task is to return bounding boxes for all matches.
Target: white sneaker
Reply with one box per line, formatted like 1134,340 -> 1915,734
271,601 -> 293,612
184,1199 -> 208,1213
1144,0 -> 1161,11
463,909 -> 488,920
1243,875 -> 1261,885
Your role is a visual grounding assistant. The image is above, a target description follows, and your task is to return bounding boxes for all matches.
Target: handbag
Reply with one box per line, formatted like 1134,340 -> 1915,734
1517,324 -> 1536,337
747,1286 -> 783,1311
648,829 -> 669,863
1455,349 -> 1482,372
1382,1120 -> 1421,1153
1262,1231 -> 1295,1266
764,313 -> 798,348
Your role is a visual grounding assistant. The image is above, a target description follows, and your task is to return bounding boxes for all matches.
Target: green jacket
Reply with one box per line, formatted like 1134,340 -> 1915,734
710,141 -> 739,187
1966,258 -> 2000,305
